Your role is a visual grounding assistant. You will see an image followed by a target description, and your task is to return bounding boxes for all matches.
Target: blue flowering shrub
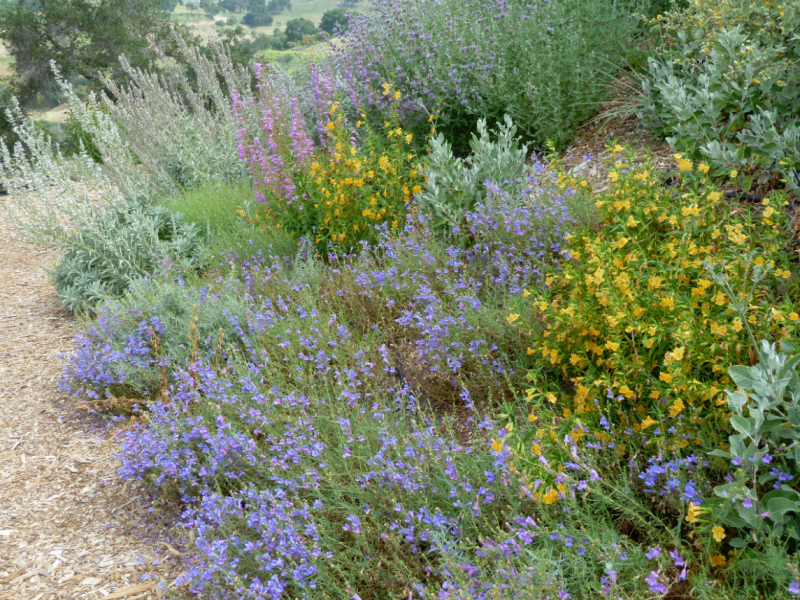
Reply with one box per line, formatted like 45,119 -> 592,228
336,0 -> 647,152
62,164 -> 800,597
59,180 -> 679,599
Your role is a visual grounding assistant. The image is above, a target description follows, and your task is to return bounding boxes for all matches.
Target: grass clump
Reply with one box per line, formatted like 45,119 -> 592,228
167,181 -> 297,265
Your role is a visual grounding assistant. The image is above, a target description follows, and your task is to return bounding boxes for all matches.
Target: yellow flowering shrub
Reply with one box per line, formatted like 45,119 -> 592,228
522,149 -> 799,446
310,101 -> 423,251
651,0 -> 798,50
239,82 -> 423,255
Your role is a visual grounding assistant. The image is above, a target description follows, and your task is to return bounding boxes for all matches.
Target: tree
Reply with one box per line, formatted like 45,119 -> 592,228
242,0 -> 273,27
200,0 -> 220,16
219,0 -> 249,11
266,0 -> 290,14
319,9 -> 348,35
161,0 -> 179,11
284,17 -> 315,42
0,0 -> 173,103
242,10 -> 272,26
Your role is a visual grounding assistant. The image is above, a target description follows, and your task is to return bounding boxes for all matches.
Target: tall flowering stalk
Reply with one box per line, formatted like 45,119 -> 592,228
233,65 -> 315,210
234,70 -> 423,252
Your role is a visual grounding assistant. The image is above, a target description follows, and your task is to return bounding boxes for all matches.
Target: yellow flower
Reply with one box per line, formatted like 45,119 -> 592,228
641,416 -> 657,430
711,554 -> 727,567
732,319 -> 744,332
619,385 -> 634,399
682,205 -> 701,217
660,372 -> 673,383
608,171 -> 619,182
712,525 -> 726,542
687,502 -> 701,524
727,228 -> 747,245
546,392 -> 558,404
613,144 -> 623,154
707,191 -> 721,201
730,169 -> 739,179
326,121 -> 336,131
677,157 -> 694,171
507,313 -> 520,324
412,185 -> 422,195
405,133 -> 413,143
627,216 -> 638,227
393,91 -> 402,100
542,488 -> 559,504
790,312 -> 799,321
606,341 -> 620,351
669,399 -> 685,418
698,163 -> 710,174
665,346 -> 685,364
710,321 -> 727,336
491,438 -> 505,453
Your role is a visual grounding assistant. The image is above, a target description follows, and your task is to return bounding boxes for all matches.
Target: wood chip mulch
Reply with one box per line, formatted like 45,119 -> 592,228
0,199 -> 188,600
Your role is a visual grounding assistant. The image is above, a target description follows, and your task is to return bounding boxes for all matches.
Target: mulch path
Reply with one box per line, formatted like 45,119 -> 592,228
0,199 -> 187,600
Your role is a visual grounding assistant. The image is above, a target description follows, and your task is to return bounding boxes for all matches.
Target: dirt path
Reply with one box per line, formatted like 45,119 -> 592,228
0,207 -> 184,600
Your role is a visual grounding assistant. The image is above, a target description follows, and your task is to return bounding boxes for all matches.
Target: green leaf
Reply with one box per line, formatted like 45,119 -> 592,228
726,390 -> 748,413
767,497 -> 799,521
729,415 -> 754,438
729,366 -> 758,391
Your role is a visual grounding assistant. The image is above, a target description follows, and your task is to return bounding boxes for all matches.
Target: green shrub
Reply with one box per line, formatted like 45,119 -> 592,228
643,0 -> 800,192
59,111 -> 103,163
52,197 -> 205,313
342,0 -> 648,153
709,338 -> 800,547
167,181 -> 297,265
415,115 -> 530,235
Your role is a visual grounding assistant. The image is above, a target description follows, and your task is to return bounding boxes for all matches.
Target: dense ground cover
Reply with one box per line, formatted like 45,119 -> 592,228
2,0 -> 800,597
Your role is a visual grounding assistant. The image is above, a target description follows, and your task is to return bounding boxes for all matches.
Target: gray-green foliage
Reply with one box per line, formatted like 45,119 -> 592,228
643,27 -> 800,191
415,115 -> 529,234
53,198 -> 205,314
0,36 -> 249,312
712,339 -> 800,545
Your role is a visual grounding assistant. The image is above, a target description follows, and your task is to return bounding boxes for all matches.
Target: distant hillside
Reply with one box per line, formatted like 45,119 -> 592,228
170,0 -> 349,40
